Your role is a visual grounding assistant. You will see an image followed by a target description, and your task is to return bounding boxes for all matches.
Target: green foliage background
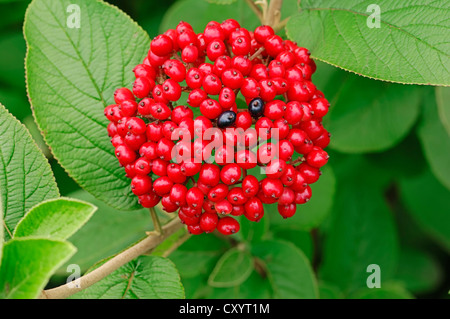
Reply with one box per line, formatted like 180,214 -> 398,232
0,0 -> 448,299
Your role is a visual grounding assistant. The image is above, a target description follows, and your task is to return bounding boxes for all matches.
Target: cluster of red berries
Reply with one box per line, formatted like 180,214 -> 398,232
104,19 -> 330,236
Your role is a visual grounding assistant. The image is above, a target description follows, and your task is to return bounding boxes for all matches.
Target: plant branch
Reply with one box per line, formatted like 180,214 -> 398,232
245,0 -> 264,24
149,207 -> 163,235
265,0 -> 283,27
39,218 -> 184,299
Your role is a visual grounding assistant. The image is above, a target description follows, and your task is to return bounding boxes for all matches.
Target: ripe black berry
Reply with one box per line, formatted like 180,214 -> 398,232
217,111 -> 236,128
248,97 -> 265,119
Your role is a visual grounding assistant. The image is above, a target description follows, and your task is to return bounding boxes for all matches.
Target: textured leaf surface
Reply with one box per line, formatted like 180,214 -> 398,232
287,0 -> 450,86
0,103 -> 58,240
72,256 -> 184,299
0,238 -> 75,299
25,0 -> 150,210
14,197 -> 96,240
252,240 -> 318,299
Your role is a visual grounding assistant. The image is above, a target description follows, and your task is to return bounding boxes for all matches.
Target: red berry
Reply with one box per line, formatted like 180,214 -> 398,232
242,175 -> 259,197
170,183 -> 188,206
186,187 -> 205,209
167,163 -> 187,184
131,175 -> 152,196
153,176 -> 174,196
199,164 -> 221,186
244,197 -> 264,221
278,203 -> 297,218
187,224 -> 204,235
220,163 -> 242,185
138,191 -> 160,208
305,148 -> 329,168
200,212 -> 219,233
254,25 -> 275,44
151,34 -> 173,56
261,178 -> 284,199
115,144 -> 136,166
134,157 -> 152,175
217,216 -> 240,235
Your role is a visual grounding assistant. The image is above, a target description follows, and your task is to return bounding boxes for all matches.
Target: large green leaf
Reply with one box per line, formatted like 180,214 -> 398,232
287,0 -> 450,86
0,238 -> 75,299
399,170 -> 450,252
0,103 -> 59,240
319,183 -> 399,292
72,255 -> 184,299
417,91 -> 450,190
208,248 -> 254,288
14,197 -> 96,240
436,87 -> 450,136
24,0 -> 150,210
160,0 -> 259,33
252,239 -> 318,299
325,73 -> 422,153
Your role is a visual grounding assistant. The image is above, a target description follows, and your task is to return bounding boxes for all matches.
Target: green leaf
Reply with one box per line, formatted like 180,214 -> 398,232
349,282 -> 414,299
399,170 -> 450,252
208,248 -> 254,288
54,189 -> 170,275
72,256 -> 184,299
0,103 -> 59,240
161,0 -> 259,34
417,90 -> 450,191
436,87 -> 450,136
325,73 -> 422,153
287,1 -> 450,86
0,238 -> 75,299
270,165 -> 335,230
395,248 -> 443,294
319,183 -> 399,292
14,197 -> 96,240
252,239 -> 318,299
24,0 -> 150,210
